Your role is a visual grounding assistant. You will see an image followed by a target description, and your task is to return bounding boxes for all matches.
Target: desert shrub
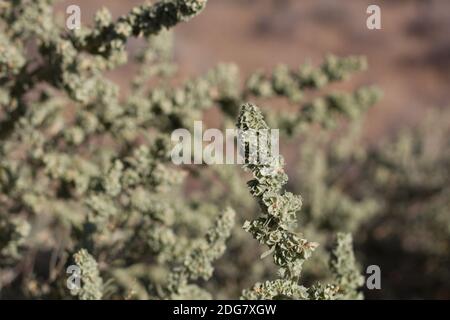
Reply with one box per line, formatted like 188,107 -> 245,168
1,0 -> 447,300
357,108 -> 450,299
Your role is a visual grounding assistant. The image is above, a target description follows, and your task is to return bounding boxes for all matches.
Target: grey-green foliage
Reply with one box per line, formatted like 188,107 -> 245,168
166,208 -> 235,299
237,104 -> 364,300
0,0 -> 377,300
71,249 -> 103,300
237,104 -> 318,280
330,233 -> 364,300
246,55 -> 368,102
360,108 -> 450,297
297,121 -> 378,233
0,216 -> 30,265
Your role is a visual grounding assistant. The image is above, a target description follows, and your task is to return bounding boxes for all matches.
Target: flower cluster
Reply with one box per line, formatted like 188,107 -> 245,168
237,104 -> 364,300
0,0 -> 380,300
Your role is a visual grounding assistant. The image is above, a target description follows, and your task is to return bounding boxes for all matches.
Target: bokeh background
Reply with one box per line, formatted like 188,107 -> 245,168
46,0 -> 449,299
56,0 -> 450,140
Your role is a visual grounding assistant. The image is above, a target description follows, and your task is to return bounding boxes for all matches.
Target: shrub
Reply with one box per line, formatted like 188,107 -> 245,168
6,0 -> 447,300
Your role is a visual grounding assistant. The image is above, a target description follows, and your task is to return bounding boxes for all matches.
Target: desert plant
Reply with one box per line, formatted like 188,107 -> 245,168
236,103 -> 364,300
0,0 -> 386,300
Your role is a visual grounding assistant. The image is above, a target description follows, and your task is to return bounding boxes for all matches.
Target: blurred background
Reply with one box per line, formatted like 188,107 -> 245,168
43,0 -> 449,299
56,0 -> 450,139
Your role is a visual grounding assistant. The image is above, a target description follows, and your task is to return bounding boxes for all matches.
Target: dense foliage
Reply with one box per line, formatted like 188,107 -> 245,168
1,0 -> 448,299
